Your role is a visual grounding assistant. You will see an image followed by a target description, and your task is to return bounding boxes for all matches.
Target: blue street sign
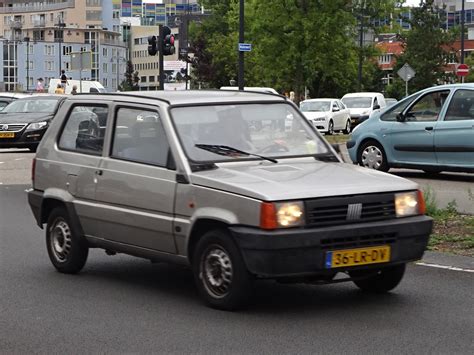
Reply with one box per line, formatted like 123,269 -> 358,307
238,43 -> 252,52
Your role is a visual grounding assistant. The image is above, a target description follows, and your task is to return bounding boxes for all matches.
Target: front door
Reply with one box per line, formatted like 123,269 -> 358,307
434,89 -> 474,168
389,90 -> 450,165
94,106 -> 177,253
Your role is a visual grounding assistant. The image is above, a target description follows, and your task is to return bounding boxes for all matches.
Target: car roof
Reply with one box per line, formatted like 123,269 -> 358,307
17,95 -> 67,100
301,98 -> 337,102
70,90 -> 288,106
342,92 -> 383,98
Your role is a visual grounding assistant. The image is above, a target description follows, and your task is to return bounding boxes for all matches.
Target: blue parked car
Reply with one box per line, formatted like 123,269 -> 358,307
346,84 -> 474,173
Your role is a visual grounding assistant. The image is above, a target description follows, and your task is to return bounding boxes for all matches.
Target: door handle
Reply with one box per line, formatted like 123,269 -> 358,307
425,126 -> 433,131
95,170 -> 103,176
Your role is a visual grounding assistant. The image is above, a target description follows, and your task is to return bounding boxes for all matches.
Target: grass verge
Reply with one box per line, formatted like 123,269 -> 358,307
424,188 -> 474,257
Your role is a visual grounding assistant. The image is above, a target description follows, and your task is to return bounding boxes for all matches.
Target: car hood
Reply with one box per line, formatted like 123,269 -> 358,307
347,108 -> 371,116
302,112 -> 328,120
0,112 -> 53,123
190,159 -> 418,201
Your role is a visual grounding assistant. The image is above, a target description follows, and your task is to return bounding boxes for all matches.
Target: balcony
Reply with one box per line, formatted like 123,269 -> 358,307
33,19 -> 47,28
8,20 -> 23,30
0,0 -> 75,14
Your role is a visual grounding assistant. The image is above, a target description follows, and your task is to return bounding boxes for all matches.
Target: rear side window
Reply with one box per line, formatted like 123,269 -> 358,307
404,90 -> 450,122
444,89 -> 474,121
58,105 -> 108,155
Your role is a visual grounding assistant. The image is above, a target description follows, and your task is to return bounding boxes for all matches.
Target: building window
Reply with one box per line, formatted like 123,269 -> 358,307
86,11 -> 102,21
45,61 -> 55,71
378,54 -> 391,64
149,76 -> 155,82
103,48 -> 108,56
141,76 -> 147,83
103,63 -> 108,73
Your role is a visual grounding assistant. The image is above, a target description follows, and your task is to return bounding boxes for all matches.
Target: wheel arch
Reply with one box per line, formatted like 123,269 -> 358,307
187,218 -> 232,263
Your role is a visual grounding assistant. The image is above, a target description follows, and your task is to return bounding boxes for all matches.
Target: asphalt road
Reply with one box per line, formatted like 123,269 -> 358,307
1,183 -> 473,354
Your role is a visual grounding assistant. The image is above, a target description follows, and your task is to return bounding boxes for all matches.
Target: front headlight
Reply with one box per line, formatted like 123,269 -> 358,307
260,201 -> 305,229
26,121 -> 48,131
395,190 -> 425,217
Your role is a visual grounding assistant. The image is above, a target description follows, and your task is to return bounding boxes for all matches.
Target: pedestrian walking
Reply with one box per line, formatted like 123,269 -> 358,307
35,78 -> 44,93
71,85 -> 78,95
60,70 -> 68,89
54,83 -> 65,94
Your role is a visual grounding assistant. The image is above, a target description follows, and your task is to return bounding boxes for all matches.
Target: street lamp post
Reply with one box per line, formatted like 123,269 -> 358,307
24,36 -> 30,92
238,0 -> 244,90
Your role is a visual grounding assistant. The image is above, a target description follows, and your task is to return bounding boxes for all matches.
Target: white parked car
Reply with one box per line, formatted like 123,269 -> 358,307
300,98 -> 351,135
341,92 -> 386,128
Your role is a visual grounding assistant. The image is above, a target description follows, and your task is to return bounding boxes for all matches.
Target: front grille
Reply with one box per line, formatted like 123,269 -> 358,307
320,233 -> 397,250
305,192 -> 396,227
0,123 -> 27,132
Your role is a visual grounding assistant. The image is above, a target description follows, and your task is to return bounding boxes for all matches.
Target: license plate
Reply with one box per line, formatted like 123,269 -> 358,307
0,132 -> 14,138
325,245 -> 390,269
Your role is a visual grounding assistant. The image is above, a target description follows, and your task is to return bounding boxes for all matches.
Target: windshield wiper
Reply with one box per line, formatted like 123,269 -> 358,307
195,144 -> 278,164
313,152 -> 339,162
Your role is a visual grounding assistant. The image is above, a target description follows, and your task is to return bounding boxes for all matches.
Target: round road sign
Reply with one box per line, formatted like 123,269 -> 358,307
456,63 -> 469,76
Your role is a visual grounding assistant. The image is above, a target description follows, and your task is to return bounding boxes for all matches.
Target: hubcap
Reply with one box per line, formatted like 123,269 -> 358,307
329,123 -> 334,134
201,246 -> 233,298
361,145 -> 383,169
346,121 -> 351,133
50,219 -> 72,262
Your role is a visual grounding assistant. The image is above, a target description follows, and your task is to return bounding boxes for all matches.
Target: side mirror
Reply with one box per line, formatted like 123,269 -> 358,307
396,113 -> 406,122
373,104 -> 381,110
332,107 -> 340,112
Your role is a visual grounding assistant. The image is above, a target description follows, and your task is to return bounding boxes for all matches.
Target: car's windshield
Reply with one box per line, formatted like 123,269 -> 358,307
2,99 -> 58,113
342,97 -> 372,108
300,101 -> 330,112
171,103 -> 331,163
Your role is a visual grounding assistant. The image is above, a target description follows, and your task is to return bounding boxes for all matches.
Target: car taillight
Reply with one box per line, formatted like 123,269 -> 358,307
31,157 -> 36,187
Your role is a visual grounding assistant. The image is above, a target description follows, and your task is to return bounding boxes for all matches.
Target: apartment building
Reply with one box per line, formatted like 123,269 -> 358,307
0,0 -> 126,92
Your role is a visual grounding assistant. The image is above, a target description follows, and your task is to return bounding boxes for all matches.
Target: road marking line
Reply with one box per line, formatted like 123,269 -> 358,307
416,262 -> 474,273
14,158 -> 24,161
0,162 -> 4,164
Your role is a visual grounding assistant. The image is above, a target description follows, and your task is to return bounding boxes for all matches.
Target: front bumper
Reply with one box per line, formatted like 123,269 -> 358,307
230,215 -> 432,278
350,115 -> 369,128
0,127 -> 46,148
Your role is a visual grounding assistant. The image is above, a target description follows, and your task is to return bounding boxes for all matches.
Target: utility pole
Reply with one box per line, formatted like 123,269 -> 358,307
238,0 -> 244,90
24,36 -> 30,92
56,18 -> 65,75
461,0 -> 465,64
357,8 -> 364,92
159,24 -> 164,90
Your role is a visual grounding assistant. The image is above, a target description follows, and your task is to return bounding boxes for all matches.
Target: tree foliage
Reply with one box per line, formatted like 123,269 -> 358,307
393,0 -> 456,94
189,0 -> 413,98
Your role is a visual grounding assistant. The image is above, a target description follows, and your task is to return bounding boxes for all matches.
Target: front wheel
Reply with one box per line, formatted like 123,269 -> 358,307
343,119 -> 351,134
358,140 -> 389,172
46,207 -> 89,274
350,264 -> 406,293
327,120 -> 334,135
192,229 -> 254,310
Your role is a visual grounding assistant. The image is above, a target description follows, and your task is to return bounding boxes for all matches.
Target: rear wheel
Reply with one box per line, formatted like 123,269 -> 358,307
358,140 -> 389,172
46,207 -> 88,274
192,229 -> 254,310
350,264 -> 406,293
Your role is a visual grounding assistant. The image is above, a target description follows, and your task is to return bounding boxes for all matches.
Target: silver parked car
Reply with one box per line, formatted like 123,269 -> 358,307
28,91 -> 433,310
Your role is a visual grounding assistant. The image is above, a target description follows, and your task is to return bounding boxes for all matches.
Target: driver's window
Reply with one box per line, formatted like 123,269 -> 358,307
405,90 -> 450,122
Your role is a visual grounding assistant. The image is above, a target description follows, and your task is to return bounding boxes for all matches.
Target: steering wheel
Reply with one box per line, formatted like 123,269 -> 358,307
257,141 -> 290,154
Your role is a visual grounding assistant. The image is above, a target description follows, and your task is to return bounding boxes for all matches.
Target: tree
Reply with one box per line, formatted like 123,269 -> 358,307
394,0 -> 456,93
119,60 -> 139,91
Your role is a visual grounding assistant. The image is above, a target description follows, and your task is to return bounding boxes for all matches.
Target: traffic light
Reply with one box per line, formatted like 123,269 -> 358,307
148,35 -> 158,56
161,26 -> 175,56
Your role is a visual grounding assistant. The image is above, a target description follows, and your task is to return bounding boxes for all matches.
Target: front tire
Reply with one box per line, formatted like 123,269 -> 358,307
358,140 -> 389,172
46,207 -> 89,274
343,119 -> 351,134
327,120 -> 334,135
192,229 -> 253,311
350,264 -> 406,293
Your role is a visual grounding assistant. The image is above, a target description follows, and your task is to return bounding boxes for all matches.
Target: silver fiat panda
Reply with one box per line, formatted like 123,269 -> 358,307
28,90 -> 432,310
